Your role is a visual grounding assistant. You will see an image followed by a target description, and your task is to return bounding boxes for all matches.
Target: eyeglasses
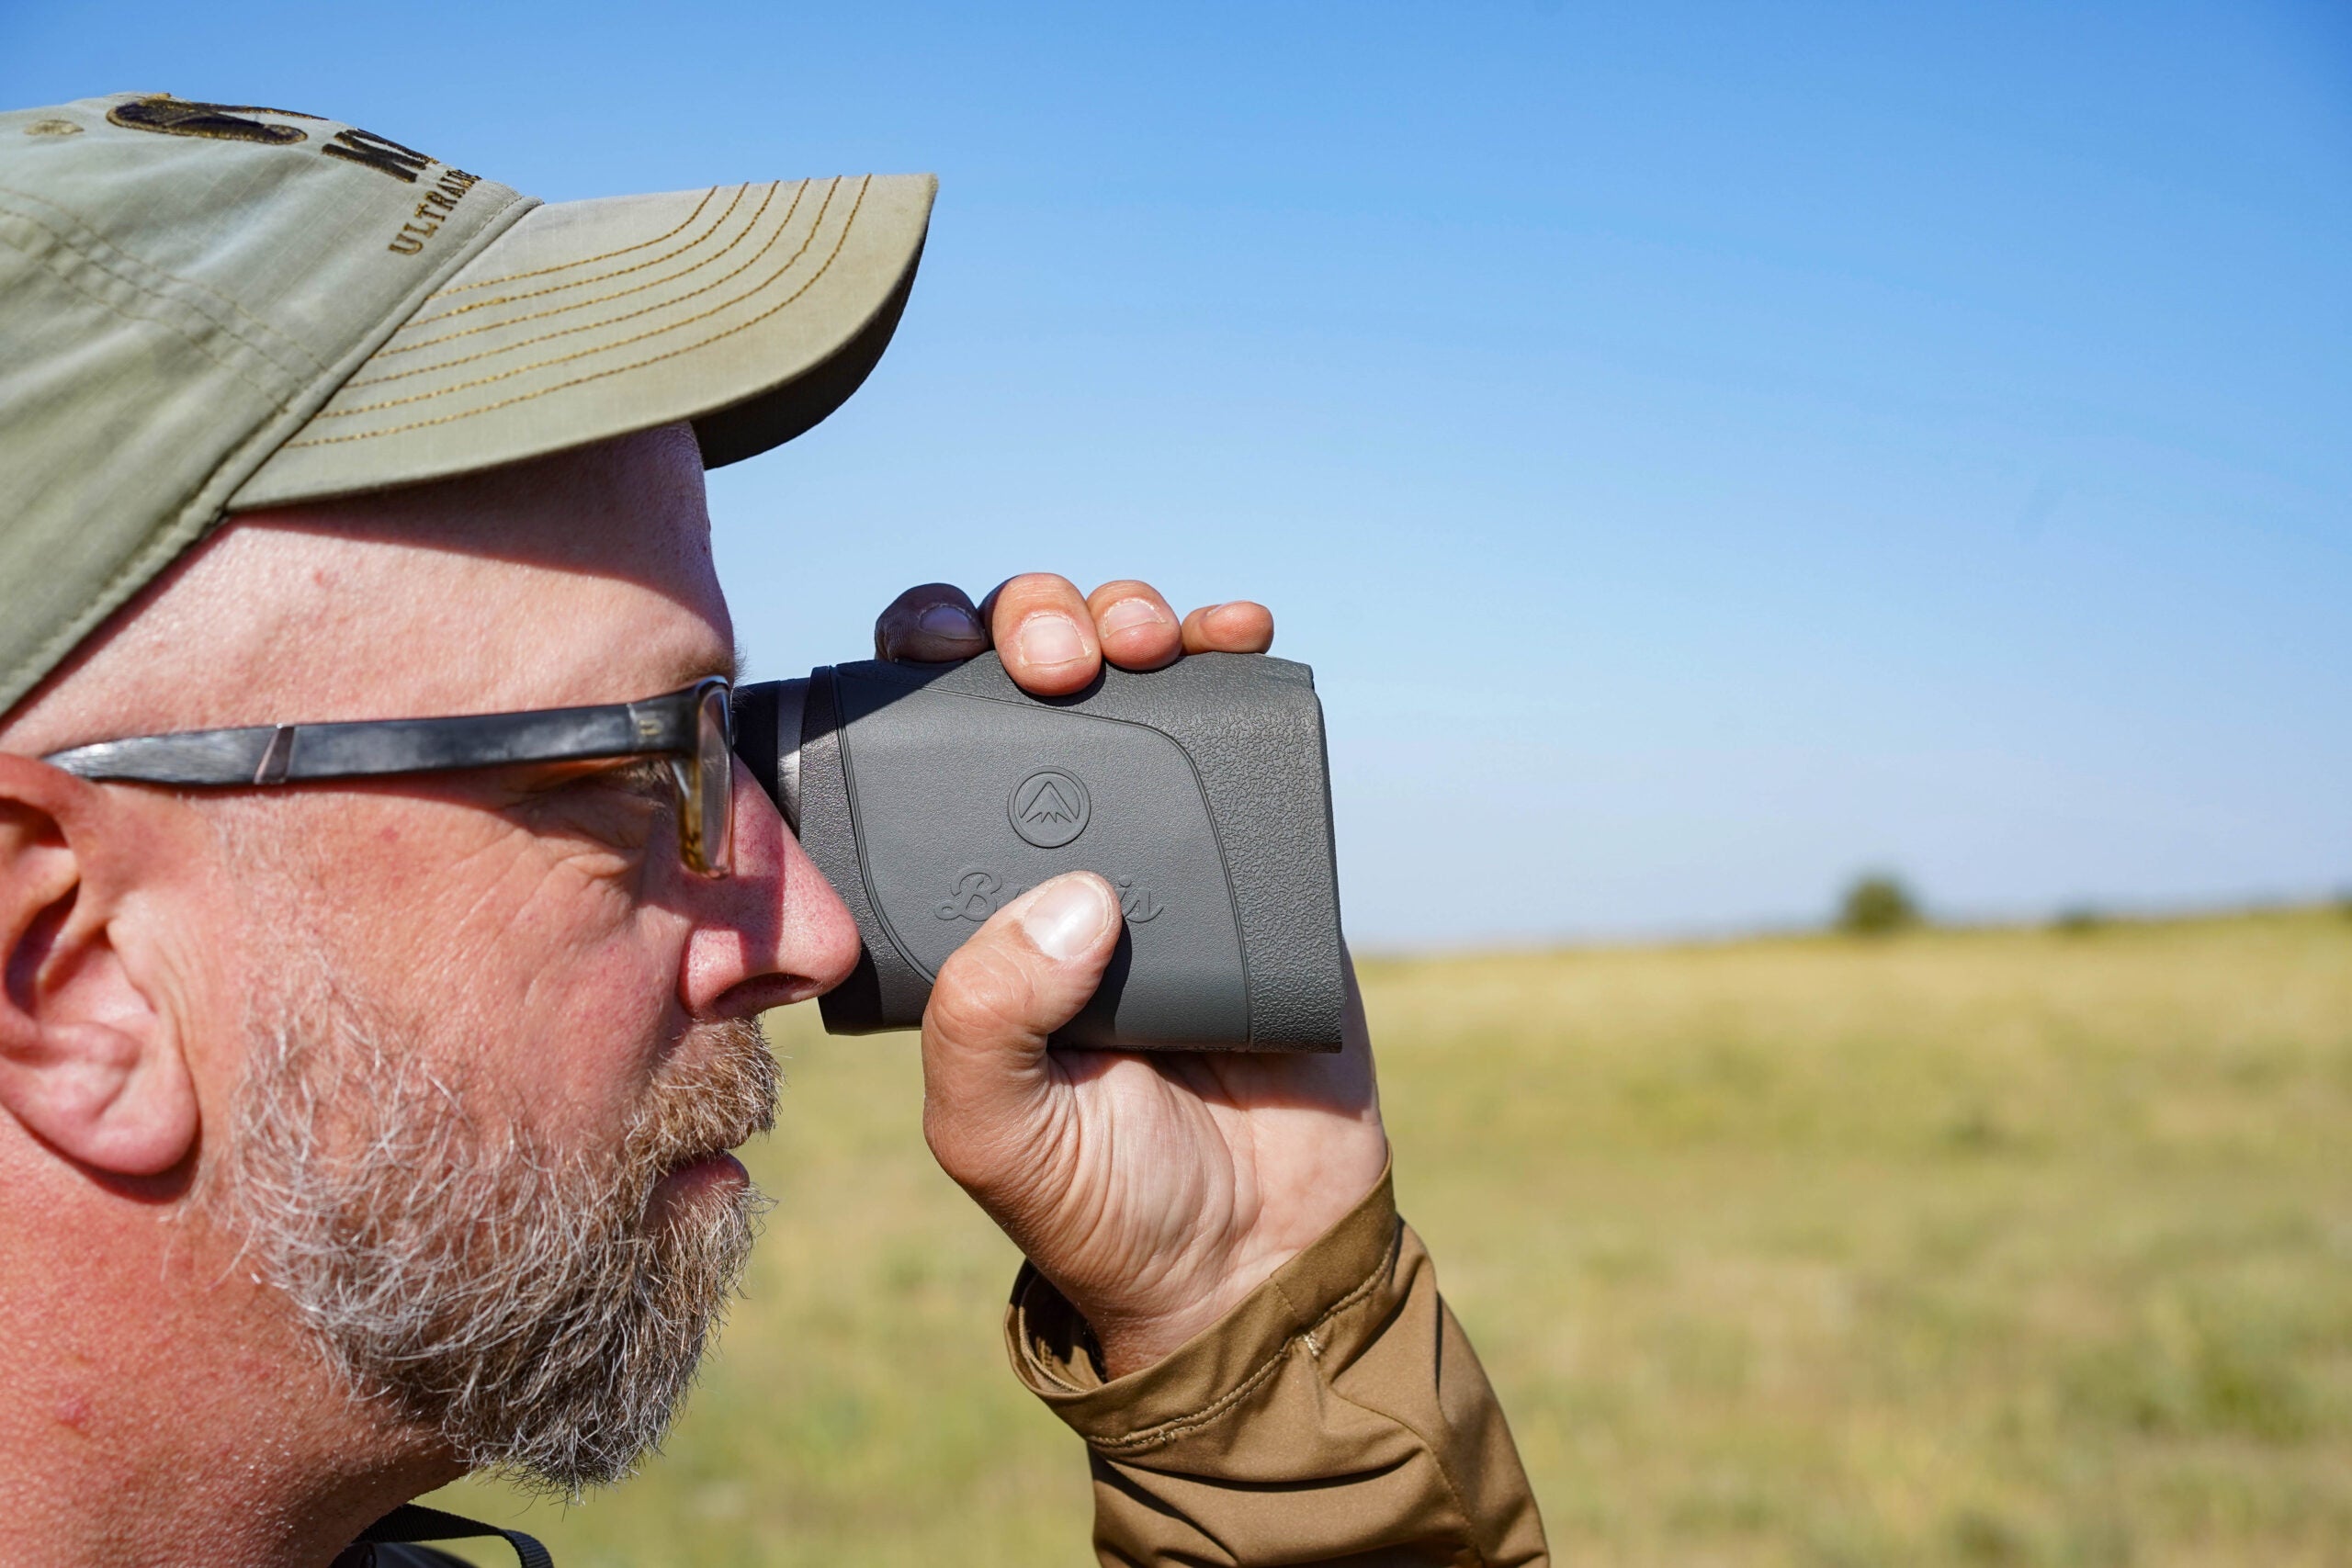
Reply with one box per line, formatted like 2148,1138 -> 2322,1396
41,677 -> 739,877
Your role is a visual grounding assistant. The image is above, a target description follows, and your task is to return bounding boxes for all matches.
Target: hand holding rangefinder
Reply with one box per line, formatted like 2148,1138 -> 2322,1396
732,651 -> 1345,1053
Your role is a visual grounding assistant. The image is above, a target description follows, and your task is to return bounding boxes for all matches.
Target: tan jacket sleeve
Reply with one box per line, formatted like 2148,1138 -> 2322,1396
1004,1169 -> 1549,1567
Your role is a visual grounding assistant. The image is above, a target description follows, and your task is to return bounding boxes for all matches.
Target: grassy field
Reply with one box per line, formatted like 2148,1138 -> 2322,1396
427,908 -> 2352,1566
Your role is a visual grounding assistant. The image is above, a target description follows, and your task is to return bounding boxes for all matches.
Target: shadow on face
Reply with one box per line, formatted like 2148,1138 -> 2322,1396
5,421 -> 739,754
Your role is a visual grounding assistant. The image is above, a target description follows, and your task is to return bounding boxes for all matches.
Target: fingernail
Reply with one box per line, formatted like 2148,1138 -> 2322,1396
1015,613 -> 1087,669
1097,598 -> 1170,637
916,602 -> 982,639
1022,875 -> 1113,962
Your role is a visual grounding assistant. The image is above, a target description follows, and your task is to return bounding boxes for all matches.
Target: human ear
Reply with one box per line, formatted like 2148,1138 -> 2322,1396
0,756 -> 197,1178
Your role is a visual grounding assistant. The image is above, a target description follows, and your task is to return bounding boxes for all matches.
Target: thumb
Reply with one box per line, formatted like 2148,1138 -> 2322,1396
920,872 -> 1120,1175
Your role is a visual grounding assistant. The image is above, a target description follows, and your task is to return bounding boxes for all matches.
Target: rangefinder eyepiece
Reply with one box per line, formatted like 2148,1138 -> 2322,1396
734,652 -> 1345,1053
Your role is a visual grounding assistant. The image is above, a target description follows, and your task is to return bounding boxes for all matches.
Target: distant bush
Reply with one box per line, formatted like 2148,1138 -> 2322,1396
2053,905 -> 2107,935
1838,873 -> 1922,936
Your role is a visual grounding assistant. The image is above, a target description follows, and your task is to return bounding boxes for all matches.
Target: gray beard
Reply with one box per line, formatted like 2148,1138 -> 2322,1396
213,979 -> 776,1494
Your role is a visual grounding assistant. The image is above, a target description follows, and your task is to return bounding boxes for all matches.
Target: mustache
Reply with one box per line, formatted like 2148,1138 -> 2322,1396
623,1015 -> 778,1180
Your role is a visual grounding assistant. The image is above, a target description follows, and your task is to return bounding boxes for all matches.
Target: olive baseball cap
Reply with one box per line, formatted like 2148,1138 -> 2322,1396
0,92 -> 936,713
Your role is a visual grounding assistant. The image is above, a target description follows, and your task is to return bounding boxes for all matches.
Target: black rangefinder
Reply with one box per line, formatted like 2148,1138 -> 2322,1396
732,652 -> 1344,1052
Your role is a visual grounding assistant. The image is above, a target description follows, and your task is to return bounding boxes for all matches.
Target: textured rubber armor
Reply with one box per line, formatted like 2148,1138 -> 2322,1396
735,652 -> 1345,1052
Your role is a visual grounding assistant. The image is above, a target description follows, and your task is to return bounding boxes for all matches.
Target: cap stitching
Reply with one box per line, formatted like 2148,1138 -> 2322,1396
397,183 -> 751,326
344,181 -> 802,382
331,182 -> 808,388
0,207 -> 300,409
0,186 -> 324,385
282,175 -> 860,435
373,183 -> 778,355
427,185 -> 718,296
0,180 -> 325,378
304,176 -> 841,415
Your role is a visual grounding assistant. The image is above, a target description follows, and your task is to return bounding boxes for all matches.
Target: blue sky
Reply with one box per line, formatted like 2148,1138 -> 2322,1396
7,2 -> 2346,945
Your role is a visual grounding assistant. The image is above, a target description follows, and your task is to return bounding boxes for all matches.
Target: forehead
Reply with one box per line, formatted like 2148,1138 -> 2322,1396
22,425 -> 734,742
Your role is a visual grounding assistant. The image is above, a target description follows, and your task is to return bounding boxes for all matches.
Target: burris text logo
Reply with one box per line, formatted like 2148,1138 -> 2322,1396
935,868 -> 1163,924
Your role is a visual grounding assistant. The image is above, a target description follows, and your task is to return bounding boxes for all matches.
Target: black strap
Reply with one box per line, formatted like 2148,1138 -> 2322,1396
356,1503 -> 553,1568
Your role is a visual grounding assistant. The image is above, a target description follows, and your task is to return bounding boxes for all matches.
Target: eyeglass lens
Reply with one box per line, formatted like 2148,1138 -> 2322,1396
691,682 -> 735,876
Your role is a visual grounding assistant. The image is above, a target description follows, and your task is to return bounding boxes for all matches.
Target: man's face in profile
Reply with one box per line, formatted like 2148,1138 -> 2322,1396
87,423 -> 858,1491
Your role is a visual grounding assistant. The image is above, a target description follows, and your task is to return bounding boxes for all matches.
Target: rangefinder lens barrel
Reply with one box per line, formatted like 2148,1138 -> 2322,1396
732,677 -> 806,833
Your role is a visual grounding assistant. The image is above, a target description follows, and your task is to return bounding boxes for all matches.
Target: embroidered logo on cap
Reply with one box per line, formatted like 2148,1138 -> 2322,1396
104,96 -> 483,255
107,97 -> 320,144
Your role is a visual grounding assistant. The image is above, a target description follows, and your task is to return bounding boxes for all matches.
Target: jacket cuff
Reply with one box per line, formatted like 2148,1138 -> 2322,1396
1004,1165 -> 1400,1451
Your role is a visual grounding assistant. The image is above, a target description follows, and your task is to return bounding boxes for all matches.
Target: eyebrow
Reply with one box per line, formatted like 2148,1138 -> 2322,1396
651,642 -> 741,691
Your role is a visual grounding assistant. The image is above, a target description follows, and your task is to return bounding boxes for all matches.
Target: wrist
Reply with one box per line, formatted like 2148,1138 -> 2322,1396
1069,1252 -> 1297,1381
1007,1168 -> 1406,1424
1053,1145 -> 1396,1379
1082,1304 -> 1232,1382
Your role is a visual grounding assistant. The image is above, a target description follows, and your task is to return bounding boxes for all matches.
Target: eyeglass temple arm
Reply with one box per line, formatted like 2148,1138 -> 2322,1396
41,695 -> 701,787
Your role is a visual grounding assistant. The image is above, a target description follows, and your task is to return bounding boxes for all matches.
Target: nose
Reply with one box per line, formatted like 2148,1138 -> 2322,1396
679,758 -> 860,1021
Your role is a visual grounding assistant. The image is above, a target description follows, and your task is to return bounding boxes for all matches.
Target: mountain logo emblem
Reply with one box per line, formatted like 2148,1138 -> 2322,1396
1009,768 -> 1091,848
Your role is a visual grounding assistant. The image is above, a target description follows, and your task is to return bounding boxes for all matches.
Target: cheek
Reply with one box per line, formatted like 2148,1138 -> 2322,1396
453,877 -> 690,1142
517,945 -> 680,1142
327,805 -> 692,1139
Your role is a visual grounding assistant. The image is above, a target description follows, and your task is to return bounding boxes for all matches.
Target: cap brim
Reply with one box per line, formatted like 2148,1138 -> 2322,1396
231,173 -> 934,509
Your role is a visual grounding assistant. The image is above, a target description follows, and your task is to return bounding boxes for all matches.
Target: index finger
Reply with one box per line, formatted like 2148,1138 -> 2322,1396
875,582 -> 989,663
